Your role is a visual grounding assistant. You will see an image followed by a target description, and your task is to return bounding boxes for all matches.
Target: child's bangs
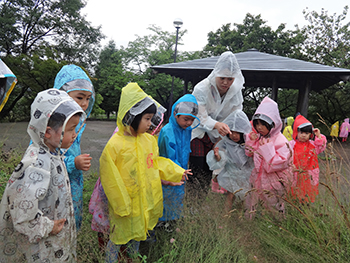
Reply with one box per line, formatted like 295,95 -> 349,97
174,102 -> 198,117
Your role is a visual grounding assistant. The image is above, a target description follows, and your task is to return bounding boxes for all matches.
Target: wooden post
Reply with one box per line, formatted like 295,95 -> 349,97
271,76 -> 278,101
296,78 -> 311,117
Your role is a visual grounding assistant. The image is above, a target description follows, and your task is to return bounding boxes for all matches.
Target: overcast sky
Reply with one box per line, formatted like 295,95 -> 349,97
82,0 -> 349,52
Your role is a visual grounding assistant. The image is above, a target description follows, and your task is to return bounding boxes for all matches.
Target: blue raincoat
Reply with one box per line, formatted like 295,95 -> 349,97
158,94 -> 199,221
53,64 -> 95,230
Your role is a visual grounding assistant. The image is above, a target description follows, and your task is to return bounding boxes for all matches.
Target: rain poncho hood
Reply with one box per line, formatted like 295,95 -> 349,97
0,59 -> 17,112
0,89 -> 83,261
206,110 -> 253,197
158,94 -> 199,221
253,97 -> 282,138
100,82 -> 184,245
53,64 -> 94,230
53,64 -> 95,117
292,115 -> 313,140
192,51 -> 244,142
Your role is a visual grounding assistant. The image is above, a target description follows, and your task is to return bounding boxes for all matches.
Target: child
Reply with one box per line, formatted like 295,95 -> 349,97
245,97 -> 292,217
330,121 -> 339,140
290,115 -> 327,203
53,64 -> 95,230
99,83 -> 190,261
0,89 -> 85,261
339,118 -> 350,142
206,110 -> 254,213
157,94 -> 199,227
282,116 -> 294,141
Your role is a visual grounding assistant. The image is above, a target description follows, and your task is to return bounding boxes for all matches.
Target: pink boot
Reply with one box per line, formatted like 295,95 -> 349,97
211,179 -> 227,194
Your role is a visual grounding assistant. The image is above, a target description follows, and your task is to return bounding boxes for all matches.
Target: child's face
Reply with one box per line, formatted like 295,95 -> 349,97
68,90 -> 92,112
61,114 -> 80,148
176,115 -> 195,130
215,77 -> 234,95
138,113 -> 154,134
228,131 -> 241,143
297,131 -> 311,142
255,120 -> 270,137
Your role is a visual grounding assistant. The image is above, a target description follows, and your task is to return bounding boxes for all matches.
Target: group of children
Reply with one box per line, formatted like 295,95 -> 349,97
0,62 -> 328,262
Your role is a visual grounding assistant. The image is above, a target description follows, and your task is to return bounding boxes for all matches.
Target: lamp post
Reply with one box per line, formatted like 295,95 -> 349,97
169,18 -> 183,114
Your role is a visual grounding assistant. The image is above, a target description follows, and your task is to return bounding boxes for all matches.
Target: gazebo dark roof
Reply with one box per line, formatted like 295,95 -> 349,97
151,49 -> 350,92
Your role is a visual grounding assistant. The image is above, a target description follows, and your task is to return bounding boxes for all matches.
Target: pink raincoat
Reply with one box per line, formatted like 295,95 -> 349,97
339,118 -> 350,138
245,97 -> 293,216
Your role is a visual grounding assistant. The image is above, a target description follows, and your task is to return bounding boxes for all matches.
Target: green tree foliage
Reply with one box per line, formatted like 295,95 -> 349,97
0,0 -> 103,121
301,6 -> 350,130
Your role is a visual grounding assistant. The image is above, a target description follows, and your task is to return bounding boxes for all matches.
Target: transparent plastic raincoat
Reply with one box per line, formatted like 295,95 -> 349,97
192,51 -> 244,142
158,94 -> 199,221
282,116 -> 294,141
53,64 -> 95,230
0,89 -> 85,262
245,97 -> 293,215
206,110 -> 253,198
289,115 -> 327,203
99,83 -> 184,245
0,59 -> 17,112
339,118 -> 350,138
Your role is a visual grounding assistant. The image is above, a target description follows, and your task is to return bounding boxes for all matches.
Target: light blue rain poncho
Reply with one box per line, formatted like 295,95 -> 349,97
158,94 -> 199,221
206,110 -> 253,199
53,64 -> 95,230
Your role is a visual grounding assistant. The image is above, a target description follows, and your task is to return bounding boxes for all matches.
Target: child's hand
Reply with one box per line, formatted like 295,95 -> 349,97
50,218 -> 66,235
249,131 -> 258,141
75,154 -> 92,171
214,122 -> 231,136
313,128 -> 321,139
182,169 -> 192,181
168,181 -> 185,186
214,147 -> 221,161
259,137 -> 269,146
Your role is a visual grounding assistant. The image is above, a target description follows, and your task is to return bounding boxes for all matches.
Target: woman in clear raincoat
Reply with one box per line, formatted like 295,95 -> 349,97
0,59 -> 17,112
206,110 -> 253,213
190,51 -> 244,192
99,83 -> 187,260
53,64 -> 95,230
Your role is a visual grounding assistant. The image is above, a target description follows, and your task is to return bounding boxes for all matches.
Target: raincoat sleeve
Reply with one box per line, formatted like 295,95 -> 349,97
257,135 -> 291,173
193,85 -> 217,131
206,149 -> 228,171
156,156 -> 184,183
158,130 -> 181,167
99,142 -> 131,218
314,134 -> 327,154
64,129 -> 83,175
8,166 -> 54,243
245,133 -> 259,157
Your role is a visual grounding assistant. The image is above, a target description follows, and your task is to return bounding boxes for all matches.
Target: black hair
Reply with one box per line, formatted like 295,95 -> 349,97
130,104 -> 156,132
253,119 -> 273,132
47,112 -> 82,131
227,131 -> 245,144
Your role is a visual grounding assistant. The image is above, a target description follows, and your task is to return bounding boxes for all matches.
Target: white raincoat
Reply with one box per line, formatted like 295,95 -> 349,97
0,89 -> 84,262
206,110 -> 253,198
192,51 -> 244,142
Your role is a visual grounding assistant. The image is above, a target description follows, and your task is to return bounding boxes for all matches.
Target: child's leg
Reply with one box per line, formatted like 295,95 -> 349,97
225,192 -> 235,213
105,240 -> 121,263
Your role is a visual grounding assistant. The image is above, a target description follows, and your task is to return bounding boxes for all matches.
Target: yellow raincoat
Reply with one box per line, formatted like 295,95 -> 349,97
282,116 -> 294,141
330,121 -> 339,137
99,83 -> 184,245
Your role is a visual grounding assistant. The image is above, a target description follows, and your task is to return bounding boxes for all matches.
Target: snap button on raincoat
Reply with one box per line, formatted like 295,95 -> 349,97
100,83 -> 184,245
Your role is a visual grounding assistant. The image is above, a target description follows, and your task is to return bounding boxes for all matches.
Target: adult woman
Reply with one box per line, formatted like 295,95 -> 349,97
189,51 -> 245,193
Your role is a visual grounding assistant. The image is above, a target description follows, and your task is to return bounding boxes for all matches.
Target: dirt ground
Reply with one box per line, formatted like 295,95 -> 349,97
0,120 -> 117,173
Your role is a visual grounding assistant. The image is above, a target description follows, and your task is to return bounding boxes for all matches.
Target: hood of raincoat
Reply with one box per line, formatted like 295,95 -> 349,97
292,115 -> 313,140
252,96 -> 282,138
286,116 -> 294,126
0,59 -> 17,112
117,83 -> 156,135
207,51 -> 245,99
344,118 -> 349,124
53,64 -> 95,117
170,94 -> 200,130
149,97 -> 167,135
28,89 -> 85,151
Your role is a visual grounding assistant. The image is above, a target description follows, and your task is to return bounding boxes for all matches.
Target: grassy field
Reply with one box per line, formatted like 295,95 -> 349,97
1,139 -> 350,262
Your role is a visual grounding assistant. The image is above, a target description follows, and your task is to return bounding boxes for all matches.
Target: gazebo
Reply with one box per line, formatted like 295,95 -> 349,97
151,49 -> 350,117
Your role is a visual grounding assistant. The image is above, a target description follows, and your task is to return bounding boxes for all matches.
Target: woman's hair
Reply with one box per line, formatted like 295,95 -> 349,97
130,103 -> 157,132
227,131 -> 245,144
253,119 -> 273,132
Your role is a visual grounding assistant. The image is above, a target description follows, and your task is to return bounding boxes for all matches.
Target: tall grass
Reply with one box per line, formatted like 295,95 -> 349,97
1,139 -> 350,262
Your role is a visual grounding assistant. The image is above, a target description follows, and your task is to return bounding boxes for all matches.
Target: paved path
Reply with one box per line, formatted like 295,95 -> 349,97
0,120 -> 117,173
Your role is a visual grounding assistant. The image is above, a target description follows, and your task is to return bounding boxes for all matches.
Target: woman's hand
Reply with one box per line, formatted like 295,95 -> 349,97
214,122 -> 231,137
